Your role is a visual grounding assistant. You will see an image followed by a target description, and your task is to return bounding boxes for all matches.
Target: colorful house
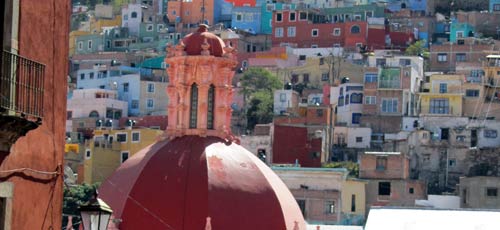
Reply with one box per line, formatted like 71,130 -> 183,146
82,127 -> 164,184
450,22 -> 474,43
419,74 -> 464,117
231,6 -> 262,34
490,0 -> 500,12
261,3 -> 296,34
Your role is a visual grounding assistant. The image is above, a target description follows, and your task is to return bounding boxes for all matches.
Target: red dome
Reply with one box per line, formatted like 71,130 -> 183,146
100,135 -> 306,230
182,25 -> 226,57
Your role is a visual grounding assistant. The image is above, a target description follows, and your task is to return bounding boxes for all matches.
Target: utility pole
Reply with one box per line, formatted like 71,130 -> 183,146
201,0 -> 205,24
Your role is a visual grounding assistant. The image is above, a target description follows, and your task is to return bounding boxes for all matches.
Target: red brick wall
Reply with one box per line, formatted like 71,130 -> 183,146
290,189 -> 340,223
429,43 -> 494,72
3,1 -> 69,229
273,126 -> 322,167
359,154 -> 409,179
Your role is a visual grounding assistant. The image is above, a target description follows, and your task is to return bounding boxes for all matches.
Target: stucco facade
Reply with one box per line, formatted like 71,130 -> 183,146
459,176 -> 500,209
83,128 -> 163,184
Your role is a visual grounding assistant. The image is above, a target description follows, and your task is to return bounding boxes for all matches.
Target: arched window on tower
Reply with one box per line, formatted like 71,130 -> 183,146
207,85 -> 215,129
189,83 -> 198,129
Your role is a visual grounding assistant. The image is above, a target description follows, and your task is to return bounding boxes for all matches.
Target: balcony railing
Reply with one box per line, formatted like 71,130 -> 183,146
0,50 -> 45,118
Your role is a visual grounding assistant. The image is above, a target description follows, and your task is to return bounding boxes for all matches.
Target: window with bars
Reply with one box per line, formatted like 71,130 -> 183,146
207,85 -> 215,129
190,83 -> 198,128
429,98 -> 449,114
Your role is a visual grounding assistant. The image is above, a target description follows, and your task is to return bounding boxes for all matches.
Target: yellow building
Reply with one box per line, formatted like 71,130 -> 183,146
83,127 -> 163,184
89,15 -> 122,34
341,178 -> 367,224
419,74 -> 464,116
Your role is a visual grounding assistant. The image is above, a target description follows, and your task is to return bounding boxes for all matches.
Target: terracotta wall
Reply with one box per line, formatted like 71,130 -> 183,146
1,1 -> 69,229
272,125 -> 322,167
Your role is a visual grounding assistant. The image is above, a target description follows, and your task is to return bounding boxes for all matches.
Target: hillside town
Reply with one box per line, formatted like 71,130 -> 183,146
1,0 -> 500,229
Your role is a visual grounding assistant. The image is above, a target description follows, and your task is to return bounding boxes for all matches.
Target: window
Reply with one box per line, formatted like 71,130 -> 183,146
350,93 -> 363,104
146,24 -> 154,31
89,72 -> 94,79
87,40 -> 92,49
236,13 -> 242,21
266,4 -> 275,12
378,182 -> 391,195
351,195 -> 356,212
311,29 -> 318,37
303,73 -> 309,83
275,27 -> 284,37
423,154 -> 430,162
456,31 -> 464,38
123,14 -> 128,20
356,137 -> 363,143
89,111 -> 99,118
409,188 -> 414,194
322,73 -> 329,81
366,11 -> 373,18
351,25 -> 360,34
85,149 -> 91,159
131,100 -> 139,109
80,73 -> 85,80
365,96 -> 376,105
376,58 -> 386,67
381,98 -> 398,113
121,152 -> 129,163
299,12 -> 307,20
456,53 -> 466,62
441,128 -> 449,140
316,109 -> 323,117
333,28 -> 341,36
429,98 -> 449,114
123,83 -> 129,92
297,200 -> 306,216
487,188 -> 498,197
289,12 -> 296,21
207,85 -> 215,129
439,83 -> 448,93
276,13 -> 282,22
345,94 -> 349,105
147,99 -> 154,108
291,74 -> 298,84
365,73 -> 377,83
287,26 -> 296,37
78,41 -> 83,50
325,201 -> 335,214
438,53 -> 447,62
399,59 -> 411,66
494,4 -> 500,11
116,133 -> 127,142
376,157 -> 387,170
463,189 -> 467,204
131,11 -> 137,18
484,129 -> 498,138
449,158 -> 456,167
171,10 -> 176,15
147,83 -> 155,92
352,113 -> 361,124
132,132 -> 140,142
466,89 -> 479,97
190,83 -> 198,128
280,93 -> 286,102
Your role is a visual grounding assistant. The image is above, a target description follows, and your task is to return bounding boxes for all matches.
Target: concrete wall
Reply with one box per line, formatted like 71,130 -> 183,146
340,179 -> 367,225
460,176 -> 500,209
239,135 -> 273,164
365,179 -> 426,208
360,153 -> 409,180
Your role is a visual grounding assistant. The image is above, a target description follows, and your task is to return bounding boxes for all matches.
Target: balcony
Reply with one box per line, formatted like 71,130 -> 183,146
0,50 -> 45,151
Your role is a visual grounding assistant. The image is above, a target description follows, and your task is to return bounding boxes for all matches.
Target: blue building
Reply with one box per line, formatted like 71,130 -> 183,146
260,3 -> 296,34
450,22 -> 474,43
231,7 -> 262,34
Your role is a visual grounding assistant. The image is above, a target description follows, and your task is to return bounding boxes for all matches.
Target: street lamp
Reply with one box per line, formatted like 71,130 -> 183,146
79,189 -> 113,230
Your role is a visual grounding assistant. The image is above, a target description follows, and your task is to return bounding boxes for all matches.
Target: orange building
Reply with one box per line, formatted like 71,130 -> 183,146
0,0 -> 69,229
167,0 -> 214,32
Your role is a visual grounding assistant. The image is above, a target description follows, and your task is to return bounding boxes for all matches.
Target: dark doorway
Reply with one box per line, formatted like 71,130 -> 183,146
441,128 -> 449,140
471,129 -> 478,147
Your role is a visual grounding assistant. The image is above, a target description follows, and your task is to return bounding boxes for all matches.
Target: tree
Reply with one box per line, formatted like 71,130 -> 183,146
405,40 -> 429,58
240,68 -> 281,131
323,161 -> 359,178
62,183 -> 100,229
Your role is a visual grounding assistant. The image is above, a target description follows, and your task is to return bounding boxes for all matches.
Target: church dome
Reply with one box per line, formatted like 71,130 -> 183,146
100,135 -> 306,230
182,24 -> 226,57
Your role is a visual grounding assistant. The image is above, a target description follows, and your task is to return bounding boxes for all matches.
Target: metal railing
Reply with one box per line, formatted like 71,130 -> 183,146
0,50 -> 45,118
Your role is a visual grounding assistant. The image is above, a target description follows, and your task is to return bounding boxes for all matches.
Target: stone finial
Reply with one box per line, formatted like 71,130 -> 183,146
175,41 -> 186,56
223,41 -> 235,59
201,38 -> 211,56
204,217 -> 212,230
166,43 -> 174,57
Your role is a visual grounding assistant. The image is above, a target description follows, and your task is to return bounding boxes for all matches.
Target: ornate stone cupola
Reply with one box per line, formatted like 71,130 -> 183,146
165,25 -> 237,140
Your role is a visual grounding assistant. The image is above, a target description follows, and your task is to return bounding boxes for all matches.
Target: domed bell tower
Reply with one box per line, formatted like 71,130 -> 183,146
165,25 -> 238,140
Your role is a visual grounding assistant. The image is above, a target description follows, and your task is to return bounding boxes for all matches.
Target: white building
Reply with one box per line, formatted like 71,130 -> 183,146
66,89 -> 128,132
121,4 -> 143,36
274,89 -> 299,115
